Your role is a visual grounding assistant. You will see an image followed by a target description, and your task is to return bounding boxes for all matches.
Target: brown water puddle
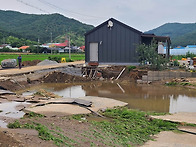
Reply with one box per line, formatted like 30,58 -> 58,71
18,82 -> 196,114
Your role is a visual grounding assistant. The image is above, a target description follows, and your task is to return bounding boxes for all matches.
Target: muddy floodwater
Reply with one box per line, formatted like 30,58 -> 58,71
20,82 -> 196,114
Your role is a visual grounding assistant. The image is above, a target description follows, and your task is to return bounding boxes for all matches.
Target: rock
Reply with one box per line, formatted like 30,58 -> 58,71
38,97 -> 49,100
1,59 -> 17,68
24,95 -> 34,100
16,105 -> 26,111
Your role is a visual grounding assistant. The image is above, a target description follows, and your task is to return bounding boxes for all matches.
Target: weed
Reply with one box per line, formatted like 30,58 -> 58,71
127,66 -> 136,71
25,112 -> 44,118
146,111 -> 169,116
8,121 -> 77,147
71,114 -> 85,120
92,108 -> 177,146
66,58 -> 74,62
7,120 -> 22,128
0,110 -> 2,113
165,82 -> 178,86
179,82 -> 191,86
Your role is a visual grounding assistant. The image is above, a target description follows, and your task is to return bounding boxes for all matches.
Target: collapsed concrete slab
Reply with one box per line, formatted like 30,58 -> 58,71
0,90 -> 15,95
151,112 -> 196,124
25,96 -> 128,116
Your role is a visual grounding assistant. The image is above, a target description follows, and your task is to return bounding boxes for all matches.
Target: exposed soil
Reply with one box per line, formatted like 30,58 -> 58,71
15,116 -> 106,147
42,71 -> 91,83
22,60 -> 41,67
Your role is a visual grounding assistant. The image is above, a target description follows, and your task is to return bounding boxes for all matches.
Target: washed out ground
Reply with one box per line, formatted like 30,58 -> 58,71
0,61 -> 196,146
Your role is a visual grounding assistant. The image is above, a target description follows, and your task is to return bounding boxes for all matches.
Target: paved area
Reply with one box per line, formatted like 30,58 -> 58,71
151,112 -> 196,124
0,60 -> 85,77
143,131 -> 196,147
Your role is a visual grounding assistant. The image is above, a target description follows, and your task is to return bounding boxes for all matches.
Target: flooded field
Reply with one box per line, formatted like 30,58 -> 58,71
19,82 -> 196,114
0,101 -> 29,128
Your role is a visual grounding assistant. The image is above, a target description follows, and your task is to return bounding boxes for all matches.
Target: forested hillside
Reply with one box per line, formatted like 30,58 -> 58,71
146,23 -> 196,47
0,10 -> 94,46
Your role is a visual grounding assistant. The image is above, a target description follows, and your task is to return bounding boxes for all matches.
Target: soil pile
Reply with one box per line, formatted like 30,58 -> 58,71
22,60 -> 41,66
42,71 -> 90,83
0,79 -> 26,91
100,66 -> 127,79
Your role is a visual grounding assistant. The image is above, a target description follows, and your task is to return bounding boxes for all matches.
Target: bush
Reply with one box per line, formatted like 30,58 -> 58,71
127,65 -> 136,71
48,56 -> 61,63
66,58 -> 74,62
136,40 -> 169,70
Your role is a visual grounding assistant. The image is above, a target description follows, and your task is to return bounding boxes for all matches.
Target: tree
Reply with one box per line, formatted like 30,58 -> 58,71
136,40 -> 169,70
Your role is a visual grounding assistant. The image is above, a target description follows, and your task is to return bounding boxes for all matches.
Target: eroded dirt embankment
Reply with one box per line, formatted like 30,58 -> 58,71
0,65 -> 144,92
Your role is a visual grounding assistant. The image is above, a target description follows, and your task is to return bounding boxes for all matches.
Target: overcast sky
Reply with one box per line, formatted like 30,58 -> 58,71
1,0 -> 196,32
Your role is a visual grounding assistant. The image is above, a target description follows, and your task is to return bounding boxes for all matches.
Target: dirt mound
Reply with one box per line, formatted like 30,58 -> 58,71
42,71 -> 90,83
22,60 -> 41,66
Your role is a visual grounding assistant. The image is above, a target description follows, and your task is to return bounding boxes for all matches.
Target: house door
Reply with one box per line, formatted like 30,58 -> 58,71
89,43 -> 98,62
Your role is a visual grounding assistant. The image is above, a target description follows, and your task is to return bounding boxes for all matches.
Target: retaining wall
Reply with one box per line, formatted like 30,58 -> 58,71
142,71 -> 196,82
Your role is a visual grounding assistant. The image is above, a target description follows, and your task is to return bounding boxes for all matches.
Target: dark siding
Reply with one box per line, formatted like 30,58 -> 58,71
85,19 -> 141,63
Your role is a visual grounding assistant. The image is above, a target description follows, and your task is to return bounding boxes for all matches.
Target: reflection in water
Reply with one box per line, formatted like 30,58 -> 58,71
0,102 -> 26,119
169,95 -> 196,113
0,120 -> 7,128
53,85 -> 86,98
26,82 -> 196,113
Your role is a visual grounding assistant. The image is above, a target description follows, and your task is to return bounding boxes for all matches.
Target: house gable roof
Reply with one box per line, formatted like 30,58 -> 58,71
85,18 -> 142,36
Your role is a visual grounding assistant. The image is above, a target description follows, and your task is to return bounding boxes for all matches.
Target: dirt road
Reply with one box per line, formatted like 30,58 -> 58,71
0,60 -> 85,77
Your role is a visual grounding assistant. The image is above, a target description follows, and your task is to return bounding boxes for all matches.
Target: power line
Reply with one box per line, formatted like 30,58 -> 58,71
16,0 -> 50,13
38,0 -> 106,19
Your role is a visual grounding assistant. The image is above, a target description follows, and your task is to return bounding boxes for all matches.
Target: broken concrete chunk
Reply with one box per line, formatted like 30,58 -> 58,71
24,95 -> 34,100
0,90 -> 15,95
74,99 -> 92,107
26,100 -> 41,103
15,105 -> 26,111
13,98 -> 25,102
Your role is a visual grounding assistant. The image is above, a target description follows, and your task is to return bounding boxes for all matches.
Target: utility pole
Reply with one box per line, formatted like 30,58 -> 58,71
37,37 -> 40,54
50,32 -> 53,43
50,32 -> 53,54
69,36 -> 71,59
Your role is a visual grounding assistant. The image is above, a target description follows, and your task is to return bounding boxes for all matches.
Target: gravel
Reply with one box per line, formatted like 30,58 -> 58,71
36,59 -> 58,66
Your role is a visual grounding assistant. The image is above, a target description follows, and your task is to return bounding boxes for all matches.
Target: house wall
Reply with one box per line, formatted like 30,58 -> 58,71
85,20 -> 141,64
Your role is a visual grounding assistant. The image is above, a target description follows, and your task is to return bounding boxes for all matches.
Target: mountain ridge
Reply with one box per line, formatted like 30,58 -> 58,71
146,22 -> 196,47
0,10 -> 94,46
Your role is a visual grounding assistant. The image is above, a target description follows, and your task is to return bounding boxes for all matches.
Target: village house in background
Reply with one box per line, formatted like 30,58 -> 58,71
85,18 -> 171,65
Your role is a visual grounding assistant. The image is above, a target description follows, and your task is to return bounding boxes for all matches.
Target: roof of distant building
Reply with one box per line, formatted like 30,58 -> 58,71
186,45 -> 196,48
19,46 -> 30,49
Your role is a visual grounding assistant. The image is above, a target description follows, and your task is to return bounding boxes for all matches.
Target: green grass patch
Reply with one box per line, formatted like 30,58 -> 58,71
91,108 -> 177,146
165,82 -> 196,87
7,108 -> 180,146
165,82 -> 178,86
0,53 -> 84,63
24,112 -> 45,118
127,65 -> 136,71
8,120 -> 77,147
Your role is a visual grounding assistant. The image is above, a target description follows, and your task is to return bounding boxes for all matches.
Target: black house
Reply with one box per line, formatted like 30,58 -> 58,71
85,18 -> 170,65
